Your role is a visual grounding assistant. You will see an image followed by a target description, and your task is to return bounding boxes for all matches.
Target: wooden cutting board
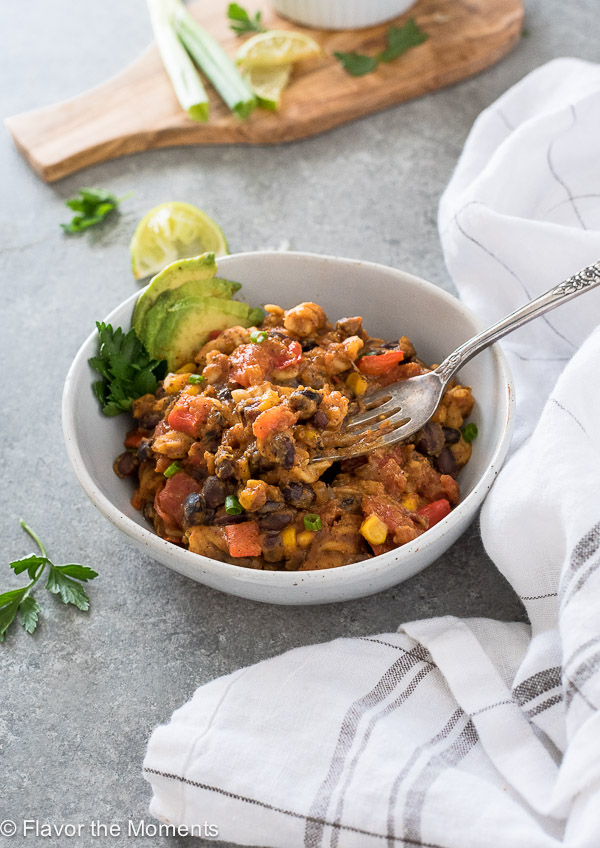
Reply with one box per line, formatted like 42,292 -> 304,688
5,0 -> 523,183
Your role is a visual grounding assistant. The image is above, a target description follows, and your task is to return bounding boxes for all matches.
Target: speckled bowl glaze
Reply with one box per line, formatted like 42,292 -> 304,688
270,0 -> 417,29
63,252 -> 514,605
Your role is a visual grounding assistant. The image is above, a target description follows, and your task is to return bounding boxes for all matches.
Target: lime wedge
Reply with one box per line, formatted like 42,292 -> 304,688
236,30 -> 321,70
243,65 -> 292,110
130,201 -> 229,280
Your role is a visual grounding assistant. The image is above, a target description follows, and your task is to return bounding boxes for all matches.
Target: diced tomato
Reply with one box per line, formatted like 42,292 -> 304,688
252,405 -> 297,441
362,495 -> 410,534
229,343 -> 271,387
225,521 -> 262,557
271,339 -> 303,371
378,361 -> 427,387
124,429 -> 148,449
417,499 -> 451,528
208,329 -> 221,340
358,350 -> 404,375
168,395 -> 212,438
154,473 -> 202,529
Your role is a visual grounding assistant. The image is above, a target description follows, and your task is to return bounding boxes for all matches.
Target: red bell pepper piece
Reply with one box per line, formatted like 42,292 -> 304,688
358,350 -> 405,375
225,521 -> 262,557
417,499 -> 451,528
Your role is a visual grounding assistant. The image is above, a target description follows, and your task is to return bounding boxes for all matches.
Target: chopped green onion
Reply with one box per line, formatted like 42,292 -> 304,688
172,0 -> 257,120
225,495 -> 243,515
304,514 -> 322,532
462,423 -> 478,443
147,0 -> 209,122
188,373 -> 205,385
250,330 -> 268,343
164,462 -> 182,478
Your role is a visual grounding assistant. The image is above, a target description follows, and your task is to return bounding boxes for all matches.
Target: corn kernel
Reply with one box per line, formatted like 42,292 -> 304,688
176,362 -> 196,374
164,373 -> 190,395
185,385 -> 200,396
401,493 -> 419,512
360,514 -> 388,546
281,526 -> 297,556
258,390 -> 280,412
297,530 -> 314,548
346,371 -> 368,397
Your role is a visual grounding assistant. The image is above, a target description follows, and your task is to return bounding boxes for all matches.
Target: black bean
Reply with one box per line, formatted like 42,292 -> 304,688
202,475 -> 226,508
247,449 -> 275,475
339,455 -> 368,473
183,493 -> 207,526
434,447 -> 458,476
301,339 -> 317,352
268,330 -> 287,340
258,498 -> 284,515
113,452 -> 138,478
416,422 -> 445,457
289,388 -> 322,419
281,482 -> 316,509
270,433 -> 295,469
340,496 -> 356,509
138,412 -> 162,429
242,403 -> 262,423
137,438 -> 154,462
215,456 -> 236,481
212,509 -> 246,525
311,411 -> 328,430
261,532 -> 285,563
259,510 -> 294,531
442,427 -> 461,445
336,316 -> 362,337
382,342 -> 398,349
217,387 -> 233,402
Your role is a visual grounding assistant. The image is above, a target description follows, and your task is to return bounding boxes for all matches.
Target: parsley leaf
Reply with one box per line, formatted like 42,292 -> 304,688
0,520 -> 99,644
89,322 -> 167,417
227,3 -> 266,36
19,597 -> 41,634
334,19 -> 428,77
61,187 -> 130,234
46,566 -> 92,612
333,52 -> 379,77
378,19 -> 429,63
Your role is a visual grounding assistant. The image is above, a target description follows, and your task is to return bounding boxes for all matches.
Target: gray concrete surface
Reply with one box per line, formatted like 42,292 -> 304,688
0,1 -> 596,845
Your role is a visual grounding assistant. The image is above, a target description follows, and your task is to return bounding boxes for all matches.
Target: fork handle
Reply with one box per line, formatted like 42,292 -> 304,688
434,260 -> 600,383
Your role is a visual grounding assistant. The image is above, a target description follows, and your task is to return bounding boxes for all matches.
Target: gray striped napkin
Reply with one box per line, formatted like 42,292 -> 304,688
144,59 -> 600,847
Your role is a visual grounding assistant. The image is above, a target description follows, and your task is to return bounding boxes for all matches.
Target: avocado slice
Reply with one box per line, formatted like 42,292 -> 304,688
132,253 -> 240,337
150,297 -> 265,370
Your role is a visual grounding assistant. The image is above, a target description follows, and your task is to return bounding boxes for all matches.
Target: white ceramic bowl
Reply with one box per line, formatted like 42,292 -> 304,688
63,252 -> 514,605
270,0 -> 417,29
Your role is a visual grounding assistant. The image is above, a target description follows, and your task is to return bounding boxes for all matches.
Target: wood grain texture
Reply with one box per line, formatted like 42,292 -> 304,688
5,0 -> 523,182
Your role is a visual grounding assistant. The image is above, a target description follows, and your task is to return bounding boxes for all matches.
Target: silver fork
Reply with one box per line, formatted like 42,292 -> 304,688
316,260 -> 600,462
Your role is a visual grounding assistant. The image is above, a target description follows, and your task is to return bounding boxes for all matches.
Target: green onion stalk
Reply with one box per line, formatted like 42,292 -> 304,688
147,0 -> 209,122
171,0 -> 257,120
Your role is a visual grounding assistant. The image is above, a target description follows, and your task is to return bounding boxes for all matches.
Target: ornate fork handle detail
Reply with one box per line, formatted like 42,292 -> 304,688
434,260 -> 600,386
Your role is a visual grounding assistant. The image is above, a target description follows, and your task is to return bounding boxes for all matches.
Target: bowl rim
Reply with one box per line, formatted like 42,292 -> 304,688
62,250 -> 514,585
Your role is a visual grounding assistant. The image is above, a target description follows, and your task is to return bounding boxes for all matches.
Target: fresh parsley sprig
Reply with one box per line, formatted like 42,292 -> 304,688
0,520 -> 98,643
61,187 -> 131,234
334,19 -> 428,77
227,2 -> 266,36
89,322 -> 168,417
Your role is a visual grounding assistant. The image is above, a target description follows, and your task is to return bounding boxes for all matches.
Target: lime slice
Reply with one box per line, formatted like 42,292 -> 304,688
130,201 -> 229,280
244,65 -> 292,110
236,30 -> 321,70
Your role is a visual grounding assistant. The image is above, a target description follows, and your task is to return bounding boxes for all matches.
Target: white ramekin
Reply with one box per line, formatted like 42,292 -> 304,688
270,0 -> 417,29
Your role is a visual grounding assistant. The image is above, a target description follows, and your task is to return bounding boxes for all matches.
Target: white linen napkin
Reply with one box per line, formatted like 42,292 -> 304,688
144,58 -> 600,847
